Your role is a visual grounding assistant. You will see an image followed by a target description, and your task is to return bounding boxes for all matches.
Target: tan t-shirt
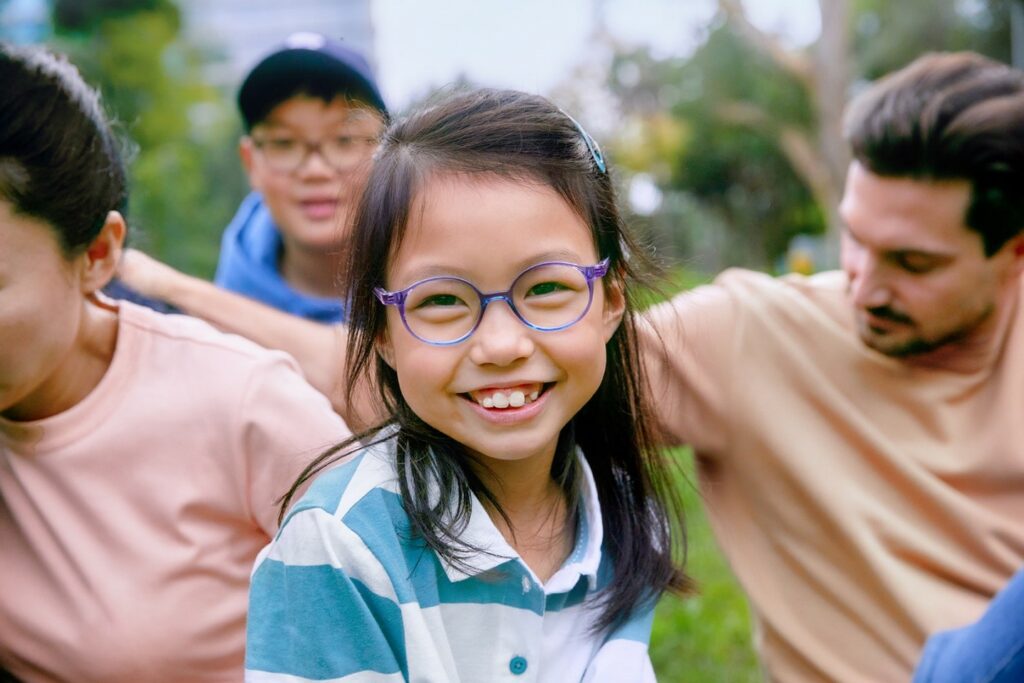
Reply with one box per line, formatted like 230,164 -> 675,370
0,302 -> 351,683
641,269 -> 1024,683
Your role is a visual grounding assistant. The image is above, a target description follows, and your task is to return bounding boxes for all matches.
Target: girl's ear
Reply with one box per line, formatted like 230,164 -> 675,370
601,280 -> 626,343
375,330 -> 396,369
79,211 -> 126,294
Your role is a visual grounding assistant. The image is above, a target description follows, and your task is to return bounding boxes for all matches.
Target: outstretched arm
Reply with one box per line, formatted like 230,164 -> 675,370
116,249 -> 363,420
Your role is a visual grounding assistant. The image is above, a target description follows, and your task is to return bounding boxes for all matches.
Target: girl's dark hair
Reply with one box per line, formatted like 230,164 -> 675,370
283,87 -> 692,631
0,43 -> 127,256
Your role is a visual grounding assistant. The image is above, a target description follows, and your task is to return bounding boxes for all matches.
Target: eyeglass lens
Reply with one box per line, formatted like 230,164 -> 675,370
256,135 -> 378,172
401,263 -> 593,343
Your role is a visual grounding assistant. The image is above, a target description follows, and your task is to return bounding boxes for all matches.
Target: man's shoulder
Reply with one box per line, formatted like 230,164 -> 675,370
713,267 -> 847,303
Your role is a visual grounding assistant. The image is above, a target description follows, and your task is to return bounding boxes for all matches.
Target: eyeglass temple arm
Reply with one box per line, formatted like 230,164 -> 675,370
373,287 -> 404,306
586,257 -> 611,279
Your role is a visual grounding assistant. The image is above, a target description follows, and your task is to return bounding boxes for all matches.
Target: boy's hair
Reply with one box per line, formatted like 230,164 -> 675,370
844,51 -> 1024,256
0,43 -> 127,257
237,32 -> 387,131
283,88 -> 692,632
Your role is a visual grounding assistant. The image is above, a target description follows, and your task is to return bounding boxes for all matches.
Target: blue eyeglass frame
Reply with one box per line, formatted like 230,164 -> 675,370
374,258 -> 611,346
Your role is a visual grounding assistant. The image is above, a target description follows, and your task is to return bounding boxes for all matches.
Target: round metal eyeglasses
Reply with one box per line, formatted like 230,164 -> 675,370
374,259 -> 610,346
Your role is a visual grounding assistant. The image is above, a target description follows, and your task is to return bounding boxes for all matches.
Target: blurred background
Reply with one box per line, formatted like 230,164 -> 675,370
1,1 -> 1018,680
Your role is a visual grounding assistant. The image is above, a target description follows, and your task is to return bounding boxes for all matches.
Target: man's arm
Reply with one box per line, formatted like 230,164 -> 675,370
117,249 -> 382,429
638,281 -> 737,456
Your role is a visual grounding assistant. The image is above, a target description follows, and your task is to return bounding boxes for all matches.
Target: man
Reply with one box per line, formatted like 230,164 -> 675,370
641,52 -> 1024,682
217,31 -> 387,321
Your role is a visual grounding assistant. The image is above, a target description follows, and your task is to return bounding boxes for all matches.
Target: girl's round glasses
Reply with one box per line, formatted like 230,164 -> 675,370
374,259 -> 610,346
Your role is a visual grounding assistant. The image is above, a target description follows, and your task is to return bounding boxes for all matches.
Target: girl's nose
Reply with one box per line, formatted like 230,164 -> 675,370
467,301 -> 535,367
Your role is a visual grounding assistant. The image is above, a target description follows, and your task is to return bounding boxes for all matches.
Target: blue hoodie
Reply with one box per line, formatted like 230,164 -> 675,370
214,193 -> 346,323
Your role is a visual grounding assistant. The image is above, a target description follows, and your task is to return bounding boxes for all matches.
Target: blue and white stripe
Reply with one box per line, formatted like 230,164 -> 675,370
245,439 -> 656,682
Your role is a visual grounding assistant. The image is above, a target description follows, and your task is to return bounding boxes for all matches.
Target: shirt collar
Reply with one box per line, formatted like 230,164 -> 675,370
436,449 -> 605,590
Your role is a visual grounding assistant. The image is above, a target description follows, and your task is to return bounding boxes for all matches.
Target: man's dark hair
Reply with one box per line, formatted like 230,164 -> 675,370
844,52 -> 1024,256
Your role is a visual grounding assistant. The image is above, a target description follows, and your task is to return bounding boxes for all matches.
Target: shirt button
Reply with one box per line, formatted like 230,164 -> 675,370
509,656 -> 528,675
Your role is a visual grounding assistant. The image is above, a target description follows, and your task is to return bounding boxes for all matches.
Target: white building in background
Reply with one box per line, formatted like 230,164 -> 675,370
176,0 -> 376,88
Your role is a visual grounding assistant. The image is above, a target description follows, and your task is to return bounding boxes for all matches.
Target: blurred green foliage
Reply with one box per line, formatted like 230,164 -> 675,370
854,0 -> 1011,79
52,0 -> 246,278
608,0 -> 1012,276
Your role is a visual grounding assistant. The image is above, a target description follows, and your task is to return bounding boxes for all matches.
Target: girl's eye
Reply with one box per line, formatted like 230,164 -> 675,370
417,294 -> 463,308
526,281 -> 568,297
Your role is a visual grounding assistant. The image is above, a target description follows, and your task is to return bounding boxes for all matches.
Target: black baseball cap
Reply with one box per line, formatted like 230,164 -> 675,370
237,32 -> 388,130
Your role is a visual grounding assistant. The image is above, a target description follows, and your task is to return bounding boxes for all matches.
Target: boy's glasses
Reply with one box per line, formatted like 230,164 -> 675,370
250,134 -> 379,173
375,259 -> 610,346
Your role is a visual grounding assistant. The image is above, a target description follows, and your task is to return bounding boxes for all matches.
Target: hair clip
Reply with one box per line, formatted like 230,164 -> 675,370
561,110 -> 607,174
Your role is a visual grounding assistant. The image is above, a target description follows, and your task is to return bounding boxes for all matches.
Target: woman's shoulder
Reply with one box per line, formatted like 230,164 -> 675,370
118,299 -> 301,372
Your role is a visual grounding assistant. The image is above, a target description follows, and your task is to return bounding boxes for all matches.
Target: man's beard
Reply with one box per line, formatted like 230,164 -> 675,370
857,304 -> 994,358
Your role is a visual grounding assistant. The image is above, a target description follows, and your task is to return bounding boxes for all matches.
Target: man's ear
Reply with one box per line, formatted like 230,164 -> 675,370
80,211 -> 126,294
601,279 -> 627,343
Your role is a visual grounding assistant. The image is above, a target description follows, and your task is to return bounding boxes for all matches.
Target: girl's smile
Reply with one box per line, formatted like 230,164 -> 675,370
461,382 -> 551,425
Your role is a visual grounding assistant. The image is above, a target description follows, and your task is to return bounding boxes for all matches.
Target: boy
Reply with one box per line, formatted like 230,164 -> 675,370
215,31 -> 387,321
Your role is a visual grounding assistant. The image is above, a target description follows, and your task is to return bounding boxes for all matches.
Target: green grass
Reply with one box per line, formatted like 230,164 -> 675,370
650,449 -> 763,682
635,268 -> 762,680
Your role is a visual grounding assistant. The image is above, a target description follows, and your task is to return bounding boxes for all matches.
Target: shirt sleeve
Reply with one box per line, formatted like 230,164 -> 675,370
244,506 -> 407,682
638,277 -> 738,458
235,353 -> 353,535
582,603 -> 657,683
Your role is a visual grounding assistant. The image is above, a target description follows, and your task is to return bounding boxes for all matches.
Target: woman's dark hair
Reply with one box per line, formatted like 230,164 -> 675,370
844,51 -> 1024,256
282,87 -> 692,631
0,43 -> 127,256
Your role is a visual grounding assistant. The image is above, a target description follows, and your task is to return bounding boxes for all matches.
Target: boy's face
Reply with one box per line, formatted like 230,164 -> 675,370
241,95 -> 384,254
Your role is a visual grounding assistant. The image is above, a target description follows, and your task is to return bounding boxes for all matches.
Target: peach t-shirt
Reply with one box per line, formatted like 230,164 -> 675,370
642,269 -> 1024,683
0,302 -> 351,682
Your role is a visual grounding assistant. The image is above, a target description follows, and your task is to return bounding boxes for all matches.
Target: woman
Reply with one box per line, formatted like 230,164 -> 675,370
0,44 -> 350,682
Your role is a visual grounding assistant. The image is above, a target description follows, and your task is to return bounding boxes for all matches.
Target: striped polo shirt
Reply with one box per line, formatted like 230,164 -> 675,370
245,438 -> 657,682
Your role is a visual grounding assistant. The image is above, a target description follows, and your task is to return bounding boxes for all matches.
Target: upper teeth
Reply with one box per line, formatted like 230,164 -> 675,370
479,389 -> 540,409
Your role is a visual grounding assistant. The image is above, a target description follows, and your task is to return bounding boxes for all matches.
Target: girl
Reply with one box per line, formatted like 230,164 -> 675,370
0,44 -> 349,682
245,88 -> 691,682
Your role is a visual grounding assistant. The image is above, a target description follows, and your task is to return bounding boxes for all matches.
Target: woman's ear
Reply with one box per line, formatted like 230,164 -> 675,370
601,279 -> 626,343
80,211 -> 126,294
